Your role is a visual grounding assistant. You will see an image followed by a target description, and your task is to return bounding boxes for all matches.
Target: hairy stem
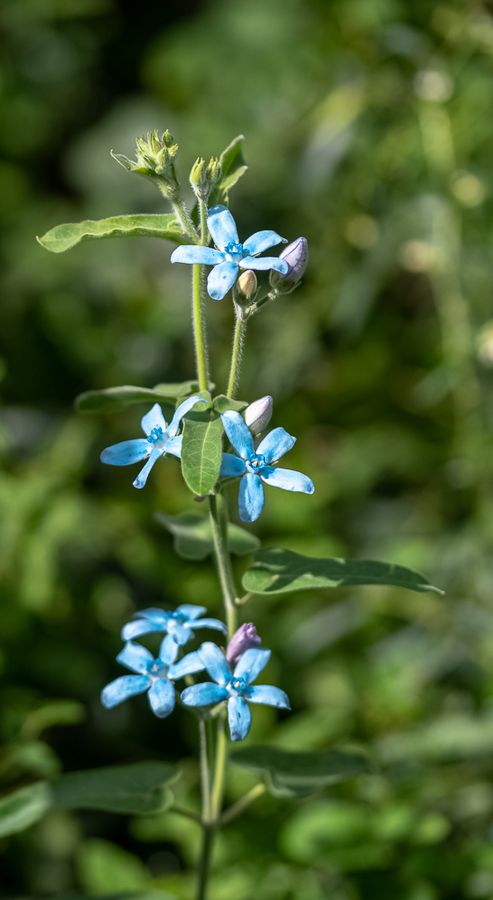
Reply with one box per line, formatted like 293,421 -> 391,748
198,717 -> 211,823
208,492 -> 238,637
226,309 -> 247,399
196,824 -> 215,900
190,199 -> 211,392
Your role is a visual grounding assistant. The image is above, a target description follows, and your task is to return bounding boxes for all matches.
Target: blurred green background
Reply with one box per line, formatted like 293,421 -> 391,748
2,0 -> 493,896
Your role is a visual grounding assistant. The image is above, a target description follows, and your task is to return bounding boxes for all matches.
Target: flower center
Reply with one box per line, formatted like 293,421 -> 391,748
224,240 -> 244,261
148,426 -> 166,447
228,675 -> 247,695
246,452 -> 266,474
149,660 -> 167,678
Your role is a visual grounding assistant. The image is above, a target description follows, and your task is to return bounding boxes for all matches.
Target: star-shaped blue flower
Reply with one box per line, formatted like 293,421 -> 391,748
122,604 -> 227,646
219,411 -> 315,523
180,642 -> 290,741
170,205 -> 289,301
100,395 -> 205,489
101,638 -> 205,719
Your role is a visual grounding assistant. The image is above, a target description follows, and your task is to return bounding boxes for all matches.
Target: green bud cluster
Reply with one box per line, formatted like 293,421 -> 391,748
111,130 -> 180,198
190,156 -> 223,201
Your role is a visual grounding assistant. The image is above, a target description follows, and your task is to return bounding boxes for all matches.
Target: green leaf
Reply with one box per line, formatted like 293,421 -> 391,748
211,134 -> 248,204
37,214 -> 184,254
242,548 -> 443,596
75,381 -> 201,414
156,511 -> 260,560
180,411 -> 224,496
212,394 -> 248,414
232,746 -> 371,798
0,782 -> 51,837
52,762 -> 177,815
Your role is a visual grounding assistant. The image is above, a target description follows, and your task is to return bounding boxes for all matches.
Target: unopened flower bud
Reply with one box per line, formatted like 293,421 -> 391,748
270,236 -> 308,291
244,395 -> 273,436
111,130 -> 179,197
237,269 -> 258,301
190,156 -> 222,201
226,623 -> 261,666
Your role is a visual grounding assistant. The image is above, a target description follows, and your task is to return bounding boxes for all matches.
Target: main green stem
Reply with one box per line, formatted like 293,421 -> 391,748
226,309 -> 247,399
192,199 -> 210,392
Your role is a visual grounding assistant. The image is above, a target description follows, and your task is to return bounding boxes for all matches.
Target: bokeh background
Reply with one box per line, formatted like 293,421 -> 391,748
2,0 -> 493,897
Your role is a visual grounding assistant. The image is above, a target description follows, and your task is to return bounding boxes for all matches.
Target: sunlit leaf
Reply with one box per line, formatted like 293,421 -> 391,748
211,134 -> 248,204
37,214 -> 184,253
75,382 -> 201,414
180,411 -> 224,496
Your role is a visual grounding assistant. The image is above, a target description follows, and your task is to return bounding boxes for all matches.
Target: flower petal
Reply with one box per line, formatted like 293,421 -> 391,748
166,621 -> 192,646
228,695 -> 252,741
239,473 -> 264,523
191,617 -> 227,635
220,452 -> 246,477
171,245 -> 224,266
101,675 -> 150,708
169,650 -> 205,680
240,256 -> 289,274
168,394 -> 206,438
141,403 -> 166,438
257,427 -> 296,464
100,439 -> 150,467
198,642 -> 231,685
207,261 -> 239,300
207,205 -> 239,251
234,647 -> 271,684
166,434 -> 183,458
116,641 -> 153,675
176,604 -> 207,620
148,678 -> 176,718
158,634 -> 179,666
221,411 -> 254,460
261,466 -> 315,494
245,684 -> 291,709
243,230 -> 287,256
181,682 -> 229,707
136,608 -> 170,621
121,618 -> 167,642
133,448 -> 162,489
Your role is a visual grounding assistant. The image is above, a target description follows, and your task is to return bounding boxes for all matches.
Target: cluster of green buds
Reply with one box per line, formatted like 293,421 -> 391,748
111,130 -> 180,199
189,156 -> 222,202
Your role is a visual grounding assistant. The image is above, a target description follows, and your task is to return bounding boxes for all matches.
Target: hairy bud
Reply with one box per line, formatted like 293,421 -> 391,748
226,623 -> 262,666
244,395 -> 273,436
270,236 -> 308,291
237,269 -> 258,302
190,156 -> 222,201
111,130 -> 179,197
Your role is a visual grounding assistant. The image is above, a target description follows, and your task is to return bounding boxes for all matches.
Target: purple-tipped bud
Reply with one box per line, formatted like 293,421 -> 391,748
244,395 -> 273,436
226,623 -> 261,666
270,236 -> 309,290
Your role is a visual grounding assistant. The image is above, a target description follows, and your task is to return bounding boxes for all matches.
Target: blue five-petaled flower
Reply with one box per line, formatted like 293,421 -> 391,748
181,642 -> 290,741
170,205 -> 289,301
122,604 -> 227,647
101,638 -> 205,718
100,395 -> 205,489
220,410 -> 314,523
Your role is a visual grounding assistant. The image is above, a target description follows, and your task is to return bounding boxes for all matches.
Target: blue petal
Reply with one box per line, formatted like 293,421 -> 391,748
245,684 -> 291,709
141,403 -> 166,438
133,448 -> 162,489
168,394 -> 207,438
257,427 -> 296,464
191,617 -> 227,635
239,473 -> 264,523
221,411 -> 254,460
207,261 -> 239,300
169,650 -> 205,679
171,245 -> 224,265
166,620 -> 192,646
136,607 -> 170,621
101,675 -> 150,708
116,641 -> 153,675
176,604 -> 207,619
240,256 -> 289,274
227,695 -> 251,741
148,678 -> 176,718
261,467 -> 315,494
198,642 -> 231,685
220,452 -> 246,477
121,618 -> 167,641
100,439 -> 150,467
234,647 -> 271,684
158,634 -> 179,665
243,230 -> 287,256
166,435 -> 183,458
181,682 -> 229,707
207,205 -> 239,251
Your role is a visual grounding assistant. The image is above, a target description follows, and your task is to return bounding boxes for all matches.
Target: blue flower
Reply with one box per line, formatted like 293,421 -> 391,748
170,205 -> 289,301
181,641 -> 290,741
100,395 -> 205,489
220,411 -> 315,523
101,638 -> 205,719
122,604 -> 227,646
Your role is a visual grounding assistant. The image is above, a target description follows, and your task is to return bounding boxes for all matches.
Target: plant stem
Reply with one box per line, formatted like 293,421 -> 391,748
208,492 -> 238,638
220,783 -> 266,825
189,197 -> 210,392
196,824 -> 215,900
198,717 -> 211,823
226,309 -> 247,399
210,718 -> 228,818
168,194 -> 199,242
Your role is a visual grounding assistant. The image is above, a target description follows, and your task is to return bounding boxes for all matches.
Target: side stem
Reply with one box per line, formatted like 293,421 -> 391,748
226,309 -> 247,399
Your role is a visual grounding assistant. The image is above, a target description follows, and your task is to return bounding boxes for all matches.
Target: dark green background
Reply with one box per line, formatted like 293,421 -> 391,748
2,0 -> 493,896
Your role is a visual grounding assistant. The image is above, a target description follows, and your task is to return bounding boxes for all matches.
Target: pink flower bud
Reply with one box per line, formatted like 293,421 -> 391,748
226,623 -> 261,666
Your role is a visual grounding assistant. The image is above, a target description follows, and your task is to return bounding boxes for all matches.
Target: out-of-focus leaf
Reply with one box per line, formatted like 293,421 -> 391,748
232,746 -> 371,797
242,548 -> 443,596
77,839 -> 152,894
23,700 -> 85,737
52,762 -> 177,815
156,511 -> 260,560
75,382 -> 201,414
0,782 -> 51,837
37,214 -> 184,253
0,741 -> 61,780
180,411 -> 223,496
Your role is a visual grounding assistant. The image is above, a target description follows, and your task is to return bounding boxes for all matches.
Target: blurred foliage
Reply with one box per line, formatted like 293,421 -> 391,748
2,0 -> 493,896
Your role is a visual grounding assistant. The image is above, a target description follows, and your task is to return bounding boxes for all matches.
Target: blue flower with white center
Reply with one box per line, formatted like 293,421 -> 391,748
219,410 -> 315,523
101,638 -> 205,719
181,642 -> 290,741
122,603 -> 227,647
100,395 -> 205,489
170,205 -> 289,301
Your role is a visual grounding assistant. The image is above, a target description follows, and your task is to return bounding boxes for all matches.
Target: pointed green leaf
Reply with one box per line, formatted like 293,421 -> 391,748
180,411 -> 224,496
37,214 -> 184,253
0,782 -> 51,838
51,762 -> 177,815
232,746 -> 371,798
211,134 -> 248,204
75,381 -> 201,414
212,394 -> 248,414
242,548 -> 443,596
156,511 -> 260,560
